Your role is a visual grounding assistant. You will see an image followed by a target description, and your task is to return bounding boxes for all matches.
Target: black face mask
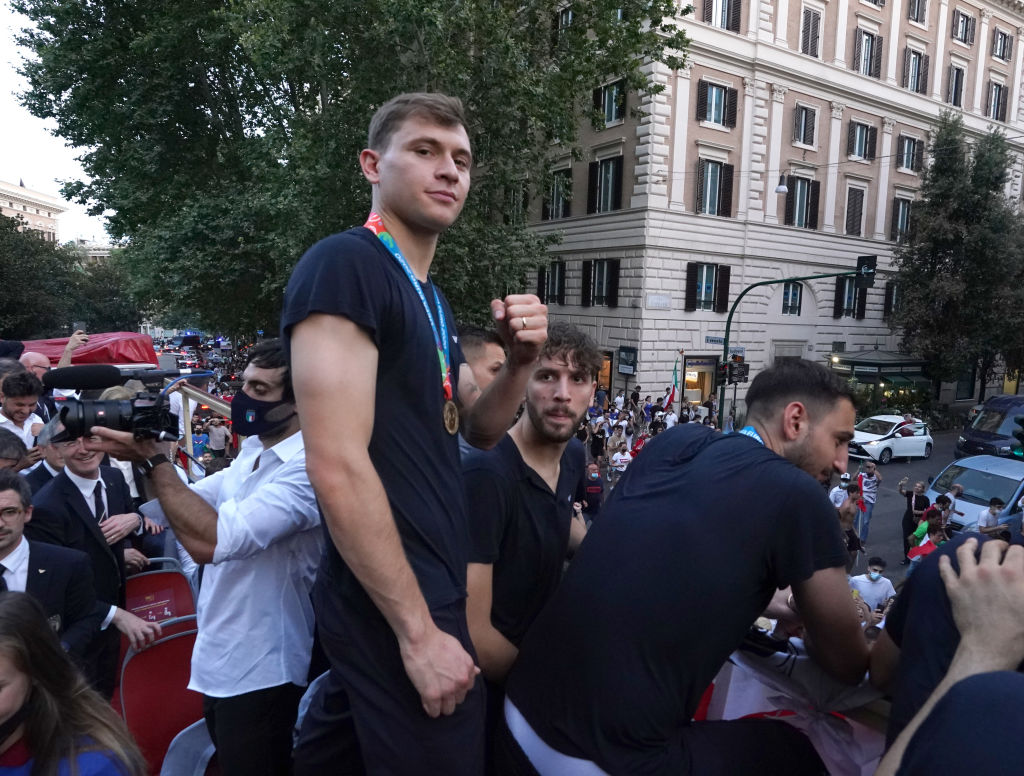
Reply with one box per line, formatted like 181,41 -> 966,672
0,698 -> 31,746
229,391 -> 296,437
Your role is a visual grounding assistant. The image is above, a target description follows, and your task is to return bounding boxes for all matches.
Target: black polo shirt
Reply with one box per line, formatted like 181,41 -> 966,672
463,435 -> 586,646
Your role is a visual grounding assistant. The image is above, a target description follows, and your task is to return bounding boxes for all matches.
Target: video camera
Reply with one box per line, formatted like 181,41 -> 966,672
38,365 -> 214,443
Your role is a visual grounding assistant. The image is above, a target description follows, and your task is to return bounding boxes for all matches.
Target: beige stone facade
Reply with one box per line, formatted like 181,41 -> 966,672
0,179 -> 66,243
533,0 -> 1024,412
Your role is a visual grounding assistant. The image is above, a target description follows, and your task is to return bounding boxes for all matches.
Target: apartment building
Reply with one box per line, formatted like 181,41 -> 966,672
533,0 -> 1024,411
0,179 -> 66,243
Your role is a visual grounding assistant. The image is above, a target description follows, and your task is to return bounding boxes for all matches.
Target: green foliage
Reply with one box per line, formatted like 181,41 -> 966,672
0,215 -> 79,339
13,0 -> 690,334
69,250 -> 145,334
892,112 -> 1024,392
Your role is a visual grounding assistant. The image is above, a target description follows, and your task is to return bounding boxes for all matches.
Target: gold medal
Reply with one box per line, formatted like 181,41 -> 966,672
444,400 -> 460,435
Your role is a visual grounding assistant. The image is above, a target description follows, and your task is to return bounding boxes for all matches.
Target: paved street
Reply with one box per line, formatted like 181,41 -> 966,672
845,428 -> 960,586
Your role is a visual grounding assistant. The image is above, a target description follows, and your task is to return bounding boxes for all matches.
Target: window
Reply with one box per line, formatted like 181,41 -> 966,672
883,281 -> 900,318
696,158 -> 735,217
951,9 -> 976,45
581,259 -> 621,307
993,29 -> 1014,61
903,48 -> 930,94
593,80 -> 626,126
586,156 -> 623,214
947,64 -> 966,106
955,366 -> 976,401
897,136 -> 924,171
782,282 -> 802,315
536,261 -> 566,304
853,30 -> 883,78
696,81 -> 737,128
542,169 -> 572,220
801,8 -> 821,57
987,81 -> 1008,121
783,176 -> 820,229
891,197 -> 913,241
907,0 -> 927,24
845,187 -> 865,236
696,263 -> 716,310
832,276 -> 865,319
551,6 -> 573,46
701,0 -> 741,32
793,104 -> 816,145
684,262 -> 732,312
847,121 -> 877,160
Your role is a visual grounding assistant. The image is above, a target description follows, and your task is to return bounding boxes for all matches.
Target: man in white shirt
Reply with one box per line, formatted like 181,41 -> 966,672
663,409 -> 678,428
610,449 -> 632,486
849,556 -> 896,621
829,473 -> 852,508
944,483 -> 965,524
87,339 -> 322,776
0,371 -> 44,463
971,498 -> 1007,537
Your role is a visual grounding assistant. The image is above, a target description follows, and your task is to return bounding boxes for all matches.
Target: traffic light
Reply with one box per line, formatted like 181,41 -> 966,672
716,363 -> 729,387
728,362 -> 750,383
855,255 -> 877,288
1013,415 -> 1024,458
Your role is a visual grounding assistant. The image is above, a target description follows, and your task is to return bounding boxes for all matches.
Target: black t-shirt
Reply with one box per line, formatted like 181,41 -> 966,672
581,476 -> 604,518
505,425 -> 847,774
463,436 -> 585,646
281,227 -> 469,609
884,532 -> 1024,745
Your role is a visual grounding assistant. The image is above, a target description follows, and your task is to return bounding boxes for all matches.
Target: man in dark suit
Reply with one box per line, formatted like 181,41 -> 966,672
22,440 -> 64,495
26,433 -> 161,695
0,469 -> 102,663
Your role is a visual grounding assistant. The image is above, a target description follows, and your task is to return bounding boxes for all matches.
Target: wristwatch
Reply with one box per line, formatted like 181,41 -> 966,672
139,453 -> 170,478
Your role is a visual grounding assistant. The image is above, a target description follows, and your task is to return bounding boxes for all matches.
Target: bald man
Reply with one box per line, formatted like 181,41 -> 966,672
19,352 -> 56,422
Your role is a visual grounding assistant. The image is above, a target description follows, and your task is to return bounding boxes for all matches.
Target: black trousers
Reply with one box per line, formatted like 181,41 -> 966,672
902,511 -> 918,558
203,683 -> 305,776
493,708 -> 827,776
292,567 -> 484,776
87,626 -> 120,699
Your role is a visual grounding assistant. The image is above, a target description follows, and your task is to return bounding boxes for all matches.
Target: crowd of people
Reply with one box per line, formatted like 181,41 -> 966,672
0,91 -> 1021,776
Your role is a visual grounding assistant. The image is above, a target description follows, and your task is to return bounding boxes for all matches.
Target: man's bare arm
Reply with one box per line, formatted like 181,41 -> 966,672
292,313 -> 477,717
792,565 -> 870,685
466,563 -> 518,683
84,429 -> 219,562
460,294 -> 547,449
57,330 -> 88,368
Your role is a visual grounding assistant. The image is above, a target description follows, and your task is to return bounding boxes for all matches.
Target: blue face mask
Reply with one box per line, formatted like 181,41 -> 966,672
589,472 -> 600,481
868,571 -> 881,581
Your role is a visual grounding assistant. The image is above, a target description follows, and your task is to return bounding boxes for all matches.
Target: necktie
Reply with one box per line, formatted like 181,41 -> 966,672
0,564 -> 7,592
93,481 -> 107,523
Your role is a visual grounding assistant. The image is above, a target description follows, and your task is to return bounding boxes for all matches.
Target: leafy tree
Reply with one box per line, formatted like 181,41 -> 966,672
892,112 -> 1024,400
13,0 -> 689,334
68,250 -> 145,334
0,214 -> 78,339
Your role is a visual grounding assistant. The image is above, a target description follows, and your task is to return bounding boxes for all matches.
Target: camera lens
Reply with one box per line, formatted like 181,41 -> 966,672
59,400 -> 134,438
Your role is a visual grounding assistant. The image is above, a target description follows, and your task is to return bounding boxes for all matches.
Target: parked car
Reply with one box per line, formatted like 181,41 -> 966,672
848,415 -> 933,464
926,455 -> 1024,538
955,394 -> 1024,459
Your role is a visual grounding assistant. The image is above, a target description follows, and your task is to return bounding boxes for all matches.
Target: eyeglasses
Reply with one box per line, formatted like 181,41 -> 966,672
0,507 -> 26,520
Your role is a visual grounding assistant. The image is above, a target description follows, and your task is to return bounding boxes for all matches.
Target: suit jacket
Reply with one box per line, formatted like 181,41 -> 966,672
24,540 -> 103,659
24,463 -> 55,495
26,467 -> 134,610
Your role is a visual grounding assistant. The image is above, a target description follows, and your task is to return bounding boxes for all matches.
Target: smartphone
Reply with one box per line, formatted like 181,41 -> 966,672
71,321 -> 87,333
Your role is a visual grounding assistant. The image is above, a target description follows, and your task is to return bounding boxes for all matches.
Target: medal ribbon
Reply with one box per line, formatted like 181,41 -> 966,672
737,425 -> 764,445
364,213 -> 453,401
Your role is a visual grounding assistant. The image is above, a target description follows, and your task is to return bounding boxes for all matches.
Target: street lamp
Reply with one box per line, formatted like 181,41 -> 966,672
774,174 -> 788,194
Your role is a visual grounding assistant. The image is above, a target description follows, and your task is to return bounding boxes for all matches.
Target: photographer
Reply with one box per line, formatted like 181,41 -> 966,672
83,339 -> 322,776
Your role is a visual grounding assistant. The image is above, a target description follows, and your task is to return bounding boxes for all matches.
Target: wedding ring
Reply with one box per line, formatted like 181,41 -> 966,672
522,317 -> 528,330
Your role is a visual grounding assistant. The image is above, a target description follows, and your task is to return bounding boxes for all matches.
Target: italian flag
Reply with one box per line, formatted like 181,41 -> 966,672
665,357 -> 679,409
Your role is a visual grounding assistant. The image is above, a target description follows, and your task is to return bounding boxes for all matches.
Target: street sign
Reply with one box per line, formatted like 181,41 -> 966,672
617,346 -> 637,375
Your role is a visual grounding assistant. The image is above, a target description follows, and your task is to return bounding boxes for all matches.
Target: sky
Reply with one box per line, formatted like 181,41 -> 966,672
0,1 -> 109,243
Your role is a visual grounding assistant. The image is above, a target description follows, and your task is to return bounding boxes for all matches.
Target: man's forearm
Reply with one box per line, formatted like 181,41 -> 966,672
463,361 -> 532,449
309,454 -> 434,646
149,464 -> 218,562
